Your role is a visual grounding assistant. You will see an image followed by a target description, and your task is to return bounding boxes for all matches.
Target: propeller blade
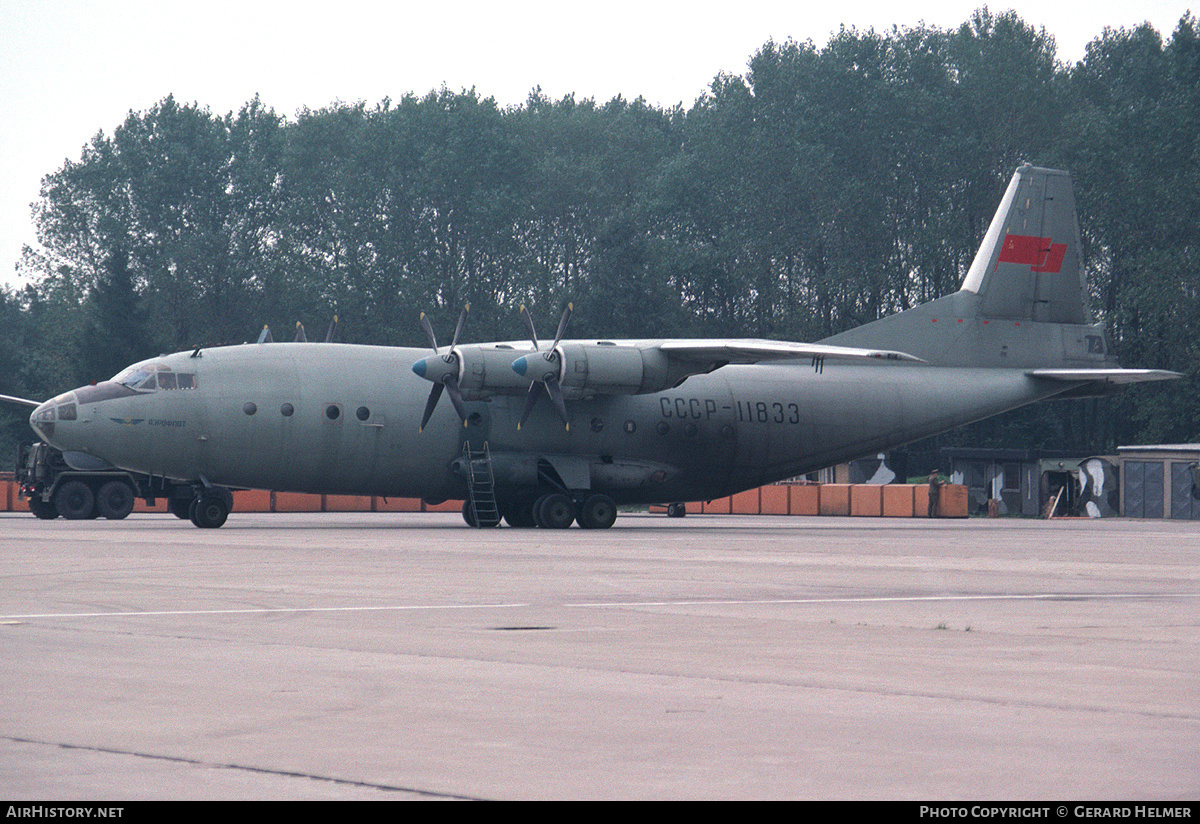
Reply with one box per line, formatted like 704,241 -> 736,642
256,325 -> 272,344
444,376 -> 467,424
451,304 -> 469,348
517,381 -> 541,431
551,302 -> 573,350
295,321 -> 307,343
419,312 -> 439,351
519,305 -> 540,350
324,315 -> 339,343
420,382 -> 444,432
545,374 -> 569,430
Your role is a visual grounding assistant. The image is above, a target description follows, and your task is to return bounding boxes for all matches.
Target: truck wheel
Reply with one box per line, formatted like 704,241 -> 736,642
96,480 -> 136,520
168,497 -> 192,519
28,498 -> 59,520
55,480 -> 96,520
190,493 -> 229,528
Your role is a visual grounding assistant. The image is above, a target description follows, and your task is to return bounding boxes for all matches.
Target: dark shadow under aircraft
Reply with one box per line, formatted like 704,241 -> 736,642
12,165 -> 1178,528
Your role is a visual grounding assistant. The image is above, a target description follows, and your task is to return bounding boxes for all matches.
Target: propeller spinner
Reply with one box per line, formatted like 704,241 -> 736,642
511,303 -> 573,430
412,305 -> 470,431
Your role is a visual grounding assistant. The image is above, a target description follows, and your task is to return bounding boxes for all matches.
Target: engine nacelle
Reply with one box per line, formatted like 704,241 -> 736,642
553,342 -> 676,397
415,342 -> 701,399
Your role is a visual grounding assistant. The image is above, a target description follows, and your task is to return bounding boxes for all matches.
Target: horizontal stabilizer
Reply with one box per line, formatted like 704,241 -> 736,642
660,340 -> 925,365
1027,368 -> 1181,384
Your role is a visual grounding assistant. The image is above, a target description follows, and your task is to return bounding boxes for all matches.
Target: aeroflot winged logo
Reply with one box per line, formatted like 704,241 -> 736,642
997,234 -> 1067,273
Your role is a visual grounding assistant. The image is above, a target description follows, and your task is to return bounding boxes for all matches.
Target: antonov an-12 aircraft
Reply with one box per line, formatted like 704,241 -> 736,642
12,165 -> 1179,528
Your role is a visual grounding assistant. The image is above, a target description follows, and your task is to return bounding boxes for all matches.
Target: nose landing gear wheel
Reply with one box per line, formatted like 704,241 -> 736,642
190,493 -> 230,528
462,500 -> 501,528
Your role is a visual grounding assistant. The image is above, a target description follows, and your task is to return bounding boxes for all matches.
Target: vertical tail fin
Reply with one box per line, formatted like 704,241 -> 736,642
961,164 -> 1089,324
822,165 -> 1098,366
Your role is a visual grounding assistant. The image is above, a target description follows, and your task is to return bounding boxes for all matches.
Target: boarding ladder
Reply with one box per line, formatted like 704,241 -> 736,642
464,440 -> 500,527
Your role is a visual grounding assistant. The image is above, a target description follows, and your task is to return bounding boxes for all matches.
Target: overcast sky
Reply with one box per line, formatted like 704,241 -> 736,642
1,0 -> 1194,289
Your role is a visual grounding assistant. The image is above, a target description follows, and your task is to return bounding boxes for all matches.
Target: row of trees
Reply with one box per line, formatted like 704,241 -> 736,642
3,8 -> 1198,459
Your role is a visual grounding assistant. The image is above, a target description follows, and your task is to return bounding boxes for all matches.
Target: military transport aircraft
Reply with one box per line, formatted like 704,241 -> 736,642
11,165 -> 1179,528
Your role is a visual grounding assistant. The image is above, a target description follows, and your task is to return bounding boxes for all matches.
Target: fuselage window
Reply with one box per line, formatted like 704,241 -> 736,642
281,403 -> 294,417
356,406 -> 370,421
326,404 -> 341,421
244,402 -> 257,416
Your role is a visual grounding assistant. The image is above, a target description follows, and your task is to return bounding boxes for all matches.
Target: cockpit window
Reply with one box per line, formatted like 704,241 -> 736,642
111,362 -> 197,392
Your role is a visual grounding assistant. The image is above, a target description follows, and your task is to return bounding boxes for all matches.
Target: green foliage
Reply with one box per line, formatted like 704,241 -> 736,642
4,9 -> 1199,460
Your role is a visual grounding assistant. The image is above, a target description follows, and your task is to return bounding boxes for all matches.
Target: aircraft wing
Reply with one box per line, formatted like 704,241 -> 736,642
1027,368 -> 1181,384
0,393 -> 41,408
658,339 -> 926,365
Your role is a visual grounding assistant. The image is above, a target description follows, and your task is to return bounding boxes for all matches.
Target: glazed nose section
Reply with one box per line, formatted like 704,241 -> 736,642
30,400 -> 56,442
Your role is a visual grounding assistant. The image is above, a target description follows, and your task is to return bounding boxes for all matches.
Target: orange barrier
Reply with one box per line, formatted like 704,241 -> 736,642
818,484 -> 851,516
882,484 -> 915,517
233,489 -> 272,512
375,497 -> 424,512
273,491 -> 323,512
789,484 -> 820,515
324,494 -> 373,512
850,484 -> 883,517
731,488 -> 760,514
760,484 -> 789,515
701,496 -> 731,514
0,480 -> 968,518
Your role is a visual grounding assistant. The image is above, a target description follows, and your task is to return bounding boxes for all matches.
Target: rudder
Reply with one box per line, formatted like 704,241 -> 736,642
961,164 -> 1089,325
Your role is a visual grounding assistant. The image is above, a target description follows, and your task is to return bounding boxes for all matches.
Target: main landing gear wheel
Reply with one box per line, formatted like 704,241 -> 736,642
576,493 -> 617,530
535,493 -> 576,529
500,500 -> 538,528
190,493 -> 230,529
96,480 -> 135,520
54,480 -> 95,520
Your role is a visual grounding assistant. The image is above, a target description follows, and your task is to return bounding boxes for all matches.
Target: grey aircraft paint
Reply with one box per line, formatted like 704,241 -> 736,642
26,165 -> 1179,528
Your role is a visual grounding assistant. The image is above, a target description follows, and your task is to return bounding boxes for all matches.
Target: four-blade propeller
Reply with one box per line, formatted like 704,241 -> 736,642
512,303 -> 573,430
412,305 -> 470,431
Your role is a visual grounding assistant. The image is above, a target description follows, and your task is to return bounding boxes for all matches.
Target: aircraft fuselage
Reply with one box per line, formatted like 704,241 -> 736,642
33,341 -> 1070,507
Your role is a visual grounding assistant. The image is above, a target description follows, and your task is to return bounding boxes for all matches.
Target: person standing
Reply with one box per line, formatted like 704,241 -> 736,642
927,470 -> 943,518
